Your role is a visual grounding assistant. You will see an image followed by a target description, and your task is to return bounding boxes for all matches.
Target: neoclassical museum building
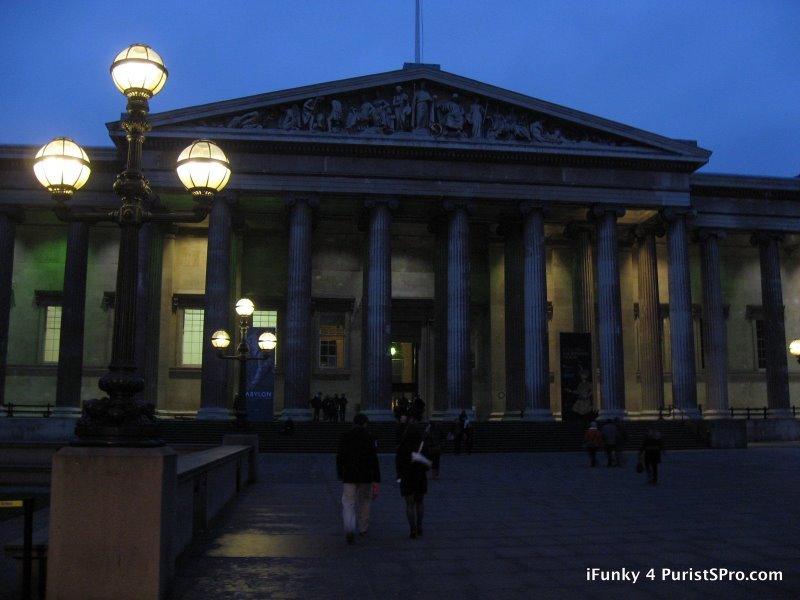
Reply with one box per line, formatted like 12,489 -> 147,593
2,63 -> 799,423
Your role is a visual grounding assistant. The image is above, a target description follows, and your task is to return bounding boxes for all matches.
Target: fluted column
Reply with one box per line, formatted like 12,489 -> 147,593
445,201 -> 472,416
696,229 -> 729,418
283,195 -> 317,419
431,219 -> 449,415
362,198 -> 396,420
53,221 -> 90,416
633,225 -> 665,417
751,232 -> 791,414
500,220 -> 524,419
663,208 -> 699,418
565,224 -> 596,335
198,195 -> 234,420
592,206 -> 626,419
521,202 -> 552,420
0,209 -> 22,408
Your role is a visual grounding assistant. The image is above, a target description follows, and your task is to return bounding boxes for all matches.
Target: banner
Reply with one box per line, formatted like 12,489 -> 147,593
559,332 -> 594,421
245,327 -> 276,422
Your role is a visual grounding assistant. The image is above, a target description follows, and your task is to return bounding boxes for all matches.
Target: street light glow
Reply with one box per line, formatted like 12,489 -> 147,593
235,298 -> 255,317
110,43 -> 168,98
176,139 -> 232,198
33,137 -> 91,195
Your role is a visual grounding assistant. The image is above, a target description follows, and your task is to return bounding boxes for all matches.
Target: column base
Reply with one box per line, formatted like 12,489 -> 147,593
195,407 -> 231,421
361,408 -> 395,423
702,409 -> 731,420
628,410 -> 663,421
598,408 -> 627,421
521,408 -> 555,422
281,408 -> 312,421
672,407 -> 703,420
500,411 -> 523,421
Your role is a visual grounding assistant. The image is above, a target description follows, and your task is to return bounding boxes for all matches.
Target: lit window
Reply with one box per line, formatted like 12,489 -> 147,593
252,310 -> 277,328
319,313 -> 345,369
181,308 -> 204,366
43,305 -> 62,363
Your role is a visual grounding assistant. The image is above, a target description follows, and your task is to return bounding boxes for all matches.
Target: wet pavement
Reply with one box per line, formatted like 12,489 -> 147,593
169,445 -> 800,599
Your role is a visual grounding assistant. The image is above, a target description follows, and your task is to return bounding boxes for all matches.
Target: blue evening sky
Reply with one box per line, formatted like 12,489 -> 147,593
1,0 -> 798,177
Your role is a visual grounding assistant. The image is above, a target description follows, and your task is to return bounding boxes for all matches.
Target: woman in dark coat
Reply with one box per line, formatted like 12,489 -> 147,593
395,424 -> 430,538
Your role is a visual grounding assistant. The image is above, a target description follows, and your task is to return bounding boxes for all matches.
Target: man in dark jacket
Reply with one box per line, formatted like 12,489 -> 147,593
336,413 -> 381,544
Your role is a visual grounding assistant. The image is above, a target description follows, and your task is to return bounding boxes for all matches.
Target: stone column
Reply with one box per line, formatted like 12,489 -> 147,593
0,209 -> 21,408
633,225 -> 665,418
445,201 -> 472,417
564,222 -> 598,412
198,195 -> 234,420
662,208 -> 699,418
696,229 -> 730,418
499,220 -> 524,419
592,206 -> 626,419
751,232 -> 791,415
361,198 -> 396,420
283,195 -> 316,420
54,221 -> 90,416
521,202 -> 552,420
431,219 -> 448,416
135,222 -> 164,408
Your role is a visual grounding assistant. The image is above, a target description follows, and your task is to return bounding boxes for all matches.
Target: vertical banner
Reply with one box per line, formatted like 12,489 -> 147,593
560,332 -> 594,421
245,327 -> 276,422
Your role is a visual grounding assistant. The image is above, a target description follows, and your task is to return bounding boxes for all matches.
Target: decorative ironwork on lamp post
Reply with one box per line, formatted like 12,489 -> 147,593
211,298 -> 278,429
33,44 -> 232,447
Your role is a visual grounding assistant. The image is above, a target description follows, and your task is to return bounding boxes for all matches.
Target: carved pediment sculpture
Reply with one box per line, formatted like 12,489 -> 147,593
188,79 -> 634,149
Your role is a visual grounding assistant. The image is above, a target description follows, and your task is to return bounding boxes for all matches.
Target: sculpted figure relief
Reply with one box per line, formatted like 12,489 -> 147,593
392,86 -> 411,131
211,80 -> 626,148
413,82 -> 434,130
437,93 -> 465,136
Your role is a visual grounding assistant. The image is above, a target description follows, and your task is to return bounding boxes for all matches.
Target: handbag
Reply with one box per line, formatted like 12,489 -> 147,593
411,441 -> 433,468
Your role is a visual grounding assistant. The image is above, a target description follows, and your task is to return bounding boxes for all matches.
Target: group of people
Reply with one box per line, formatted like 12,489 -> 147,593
310,392 -> 348,422
336,412 -> 440,543
584,420 -> 664,484
391,394 -> 426,422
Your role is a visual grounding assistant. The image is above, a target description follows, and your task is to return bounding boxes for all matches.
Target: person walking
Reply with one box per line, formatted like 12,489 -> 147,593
336,413 -> 381,544
600,420 -> 619,467
424,422 -> 443,479
639,428 -> 664,484
584,421 -> 601,467
396,424 -> 431,538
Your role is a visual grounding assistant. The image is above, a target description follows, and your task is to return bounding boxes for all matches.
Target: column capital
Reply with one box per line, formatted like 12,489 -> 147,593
750,231 -> 784,247
363,196 -> 400,211
519,200 -> 547,215
443,199 -> 475,214
628,223 -> 665,243
660,207 -> 697,223
0,207 -> 24,223
693,228 -> 727,244
283,193 -> 320,210
588,205 -> 626,221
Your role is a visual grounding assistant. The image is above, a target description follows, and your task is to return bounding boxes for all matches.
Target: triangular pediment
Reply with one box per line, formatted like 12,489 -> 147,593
134,65 -> 709,166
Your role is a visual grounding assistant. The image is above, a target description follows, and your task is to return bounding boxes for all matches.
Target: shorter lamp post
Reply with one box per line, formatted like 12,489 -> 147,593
789,340 -> 800,364
211,298 -> 277,429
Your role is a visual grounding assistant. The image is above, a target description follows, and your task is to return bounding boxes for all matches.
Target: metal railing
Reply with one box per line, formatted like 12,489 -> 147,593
3,403 -> 52,418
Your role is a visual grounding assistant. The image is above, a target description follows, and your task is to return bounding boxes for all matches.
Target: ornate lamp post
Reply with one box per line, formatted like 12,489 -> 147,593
789,340 -> 800,364
33,43 -> 231,446
211,298 -> 278,429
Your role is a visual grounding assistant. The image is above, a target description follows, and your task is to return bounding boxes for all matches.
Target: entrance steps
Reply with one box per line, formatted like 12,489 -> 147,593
157,419 -> 711,454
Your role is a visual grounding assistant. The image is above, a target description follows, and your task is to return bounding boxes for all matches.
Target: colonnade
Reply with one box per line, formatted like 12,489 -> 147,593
0,196 -> 794,420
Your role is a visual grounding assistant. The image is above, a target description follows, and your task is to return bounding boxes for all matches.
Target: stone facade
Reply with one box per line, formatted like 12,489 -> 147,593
1,65 -> 799,421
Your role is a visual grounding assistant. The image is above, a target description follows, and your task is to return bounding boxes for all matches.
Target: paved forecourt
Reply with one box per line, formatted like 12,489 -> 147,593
170,446 -> 800,599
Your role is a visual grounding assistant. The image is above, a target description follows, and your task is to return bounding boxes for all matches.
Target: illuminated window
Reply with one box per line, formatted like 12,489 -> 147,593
43,305 -> 62,363
181,308 -> 204,366
319,314 -> 345,368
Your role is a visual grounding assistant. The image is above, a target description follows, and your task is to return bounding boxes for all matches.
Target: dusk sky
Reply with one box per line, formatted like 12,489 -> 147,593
2,0 -> 798,177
